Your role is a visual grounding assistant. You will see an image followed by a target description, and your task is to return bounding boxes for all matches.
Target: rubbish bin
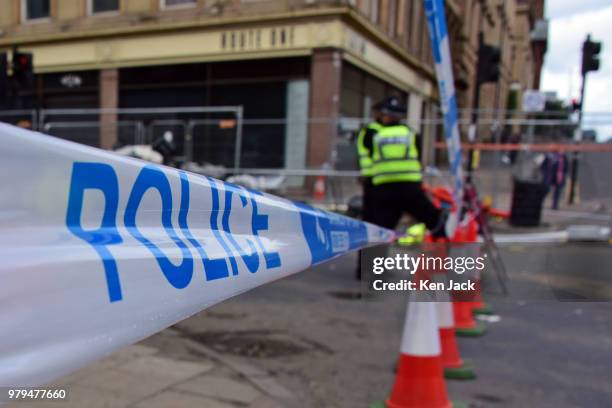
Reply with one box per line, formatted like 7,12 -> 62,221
509,178 -> 547,227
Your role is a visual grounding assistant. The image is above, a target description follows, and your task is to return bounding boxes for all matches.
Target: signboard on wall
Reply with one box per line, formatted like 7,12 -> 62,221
522,90 -> 546,112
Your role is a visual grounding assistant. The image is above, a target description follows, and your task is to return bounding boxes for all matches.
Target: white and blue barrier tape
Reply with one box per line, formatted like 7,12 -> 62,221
424,0 -> 465,234
0,123 -> 393,387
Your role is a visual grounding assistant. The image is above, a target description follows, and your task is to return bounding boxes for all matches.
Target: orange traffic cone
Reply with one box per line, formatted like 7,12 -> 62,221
425,235 -> 476,380
382,302 -> 466,408
437,300 -> 476,380
470,278 -> 494,315
449,218 -> 485,336
465,215 -> 478,242
453,299 -> 486,337
313,175 -> 326,201
466,220 -> 494,315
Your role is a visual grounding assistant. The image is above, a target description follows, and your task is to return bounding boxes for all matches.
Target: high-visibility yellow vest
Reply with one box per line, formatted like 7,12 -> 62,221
356,121 -> 382,177
371,124 -> 422,185
398,223 -> 426,245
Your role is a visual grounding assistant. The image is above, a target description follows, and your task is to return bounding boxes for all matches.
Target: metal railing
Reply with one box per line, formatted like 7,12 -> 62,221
1,106 -> 244,167
2,109 -> 611,208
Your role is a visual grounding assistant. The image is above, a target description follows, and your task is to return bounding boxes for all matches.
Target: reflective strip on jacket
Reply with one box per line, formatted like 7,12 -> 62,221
356,121 -> 382,177
371,124 -> 422,185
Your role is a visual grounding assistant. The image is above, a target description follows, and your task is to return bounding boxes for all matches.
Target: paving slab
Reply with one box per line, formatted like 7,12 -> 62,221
248,395 -> 288,408
78,368 -> 178,402
132,390 -> 237,408
175,374 -> 262,404
115,355 -> 214,382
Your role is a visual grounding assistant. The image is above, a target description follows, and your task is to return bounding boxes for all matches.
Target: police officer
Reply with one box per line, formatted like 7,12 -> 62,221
355,105 -> 383,280
356,105 -> 383,223
365,96 -> 446,236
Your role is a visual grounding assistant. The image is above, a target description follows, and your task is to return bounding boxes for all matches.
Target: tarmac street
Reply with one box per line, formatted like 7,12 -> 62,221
2,0 -> 612,405
10,236 -> 610,408
169,246 -> 612,408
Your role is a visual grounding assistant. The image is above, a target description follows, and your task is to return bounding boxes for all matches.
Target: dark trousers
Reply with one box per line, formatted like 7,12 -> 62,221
361,177 -> 374,223
356,181 -> 441,280
357,177 -> 374,280
370,182 -> 441,231
552,183 -> 564,210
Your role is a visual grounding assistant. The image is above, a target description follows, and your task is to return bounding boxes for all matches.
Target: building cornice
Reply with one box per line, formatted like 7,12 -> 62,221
0,6 -> 435,82
344,9 -> 435,81
0,8 -> 350,46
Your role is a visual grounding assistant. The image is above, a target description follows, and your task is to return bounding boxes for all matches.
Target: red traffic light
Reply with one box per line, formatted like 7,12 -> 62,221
11,50 -> 34,89
13,52 -> 33,70
18,55 -> 30,67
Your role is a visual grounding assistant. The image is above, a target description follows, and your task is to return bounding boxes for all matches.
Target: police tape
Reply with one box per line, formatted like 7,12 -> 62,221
0,123 -> 394,387
424,0 -> 464,235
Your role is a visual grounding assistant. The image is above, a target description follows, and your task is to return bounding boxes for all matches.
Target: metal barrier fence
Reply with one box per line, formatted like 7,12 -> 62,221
0,107 -> 242,167
2,108 -> 611,210
0,110 -> 37,129
43,121 -> 146,147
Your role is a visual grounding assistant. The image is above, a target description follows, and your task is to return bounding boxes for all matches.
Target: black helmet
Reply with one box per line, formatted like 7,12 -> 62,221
374,96 -> 407,116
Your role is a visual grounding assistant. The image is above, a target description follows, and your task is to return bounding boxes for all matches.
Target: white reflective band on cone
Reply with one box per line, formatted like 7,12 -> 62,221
432,274 -> 454,329
436,302 -> 455,329
0,124 -> 393,387
400,302 -> 441,356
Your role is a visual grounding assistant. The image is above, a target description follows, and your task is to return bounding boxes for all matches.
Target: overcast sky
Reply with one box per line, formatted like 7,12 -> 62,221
540,0 -> 612,140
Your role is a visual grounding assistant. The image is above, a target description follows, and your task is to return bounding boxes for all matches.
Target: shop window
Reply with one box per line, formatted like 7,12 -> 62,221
22,0 -> 50,21
89,0 -> 119,14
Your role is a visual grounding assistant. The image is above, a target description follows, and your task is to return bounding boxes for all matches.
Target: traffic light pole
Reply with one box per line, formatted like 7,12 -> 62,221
7,46 -> 35,110
568,73 -> 586,205
568,34 -> 601,205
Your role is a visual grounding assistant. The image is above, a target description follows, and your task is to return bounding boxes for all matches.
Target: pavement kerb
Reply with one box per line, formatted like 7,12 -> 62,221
171,329 -> 297,405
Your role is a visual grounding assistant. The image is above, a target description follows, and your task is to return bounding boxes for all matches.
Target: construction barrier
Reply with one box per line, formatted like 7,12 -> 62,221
434,142 -> 612,152
0,123 -> 394,387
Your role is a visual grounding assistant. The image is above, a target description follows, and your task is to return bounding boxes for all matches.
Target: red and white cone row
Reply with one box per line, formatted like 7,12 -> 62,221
437,299 -> 476,380
386,302 -> 454,408
313,175 -> 326,201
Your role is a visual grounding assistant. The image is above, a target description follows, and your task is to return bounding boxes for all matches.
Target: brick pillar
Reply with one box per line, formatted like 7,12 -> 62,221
99,68 -> 119,149
307,48 -> 342,168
